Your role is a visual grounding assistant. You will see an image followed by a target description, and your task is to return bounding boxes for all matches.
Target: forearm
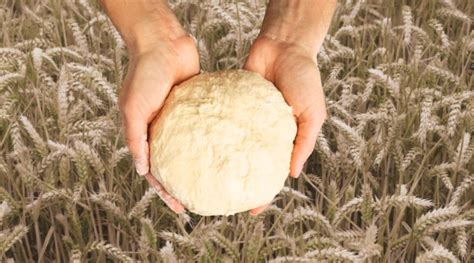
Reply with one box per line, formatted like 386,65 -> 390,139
99,0 -> 186,54
259,0 -> 337,55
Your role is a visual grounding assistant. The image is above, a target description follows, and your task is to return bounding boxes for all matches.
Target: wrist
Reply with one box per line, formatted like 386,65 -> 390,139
126,17 -> 187,57
252,34 -> 316,62
101,0 -> 187,56
256,32 -> 318,59
259,0 -> 336,55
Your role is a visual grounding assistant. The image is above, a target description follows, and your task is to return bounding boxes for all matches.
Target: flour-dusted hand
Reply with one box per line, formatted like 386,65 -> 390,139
244,0 -> 337,216
100,0 -> 199,213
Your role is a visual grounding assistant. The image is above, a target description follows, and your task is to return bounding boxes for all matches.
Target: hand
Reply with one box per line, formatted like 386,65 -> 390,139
101,0 -> 201,214
241,0 -> 335,216
119,35 -> 200,213
244,36 -> 327,216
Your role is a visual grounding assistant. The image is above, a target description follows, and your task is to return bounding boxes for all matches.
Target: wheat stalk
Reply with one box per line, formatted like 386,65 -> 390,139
19,115 -> 47,156
159,241 -> 178,263
67,19 -> 89,53
69,248 -> 82,263
334,230 -> 365,241
0,188 -> 17,212
436,7 -> 471,24
73,140 -> 105,175
455,133 -> 471,165
0,225 -> 29,255
37,150 -> 67,174
330,117 -> 365,168
208,230 -> 239,261
25,189 -> 72,211
56,66 -> 70,130
280,186 -> 310,201
139,218 -> 156,259
426,65 -> 460,85
0,201 -> 12,226
402,6 -> 413,45
416,237 -> 460,263
159,231 -> 199,251
361,183 -> 374,224
90,194 -> 124,219
455,227 -> 468,258
89,241 -> 135,262
284,207 -> 334,236
304,247 -> 361,262
128,187 -> 157,219
448,174 -> 474,207
334,197 -> 363,226
425,219 -> 473,235
429,18 -> 451,49
243,221 -> 264,261
417,92 -> 433,144
377,195 -> 433,210
401,148 -> 421,171
368,68 -> 400,98
306,236 -> 339,250
413,206 -> 459,235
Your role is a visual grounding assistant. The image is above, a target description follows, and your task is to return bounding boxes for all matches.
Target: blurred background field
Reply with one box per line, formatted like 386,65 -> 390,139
0,0 -> 473,262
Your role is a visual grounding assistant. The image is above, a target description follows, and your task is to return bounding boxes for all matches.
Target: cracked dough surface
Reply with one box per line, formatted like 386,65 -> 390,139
149,70 -> 297,216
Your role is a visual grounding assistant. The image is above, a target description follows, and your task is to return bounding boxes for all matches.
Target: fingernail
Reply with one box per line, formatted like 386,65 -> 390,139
295,170 -> 302,178
293,164 -> 303,178
249,210 -> 261,216
134,134 -> 149,176
249,204 -> 269,216
135,158 -> 148,176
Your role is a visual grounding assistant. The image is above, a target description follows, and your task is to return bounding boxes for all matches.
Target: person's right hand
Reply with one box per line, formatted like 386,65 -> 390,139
119,35 -> 200,214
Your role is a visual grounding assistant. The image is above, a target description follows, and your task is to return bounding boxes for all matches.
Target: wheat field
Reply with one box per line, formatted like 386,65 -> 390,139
0,0 -> 473,262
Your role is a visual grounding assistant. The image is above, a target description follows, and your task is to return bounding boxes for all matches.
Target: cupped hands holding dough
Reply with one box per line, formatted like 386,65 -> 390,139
100,0 -> 336,216
149,70 -> 298,216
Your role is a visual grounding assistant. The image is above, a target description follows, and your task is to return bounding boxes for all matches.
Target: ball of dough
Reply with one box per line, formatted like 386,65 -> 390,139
149,70 -> 297,216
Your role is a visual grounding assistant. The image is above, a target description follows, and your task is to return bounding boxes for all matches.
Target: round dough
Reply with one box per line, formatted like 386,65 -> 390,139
149,70 -> 297,216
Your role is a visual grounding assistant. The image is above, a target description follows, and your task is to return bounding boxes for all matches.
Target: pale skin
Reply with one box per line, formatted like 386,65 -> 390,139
100,0 -> 336,216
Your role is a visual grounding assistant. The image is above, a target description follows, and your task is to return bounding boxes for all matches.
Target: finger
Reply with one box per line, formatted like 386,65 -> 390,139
120,108 -> 150,176
249,203 -> 270,216
242,51 -> 266,77
144,172 -> 185,214
290,113 -> 325,178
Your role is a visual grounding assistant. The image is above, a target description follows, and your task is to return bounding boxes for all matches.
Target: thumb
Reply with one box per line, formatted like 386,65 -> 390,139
249,203 -> 270,216
243,51 -> 267,77
290,111 -> 326,178
121,109 -> 150,176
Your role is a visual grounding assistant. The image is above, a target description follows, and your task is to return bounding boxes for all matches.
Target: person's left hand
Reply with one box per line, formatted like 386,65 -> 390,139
243,36 -> 327,216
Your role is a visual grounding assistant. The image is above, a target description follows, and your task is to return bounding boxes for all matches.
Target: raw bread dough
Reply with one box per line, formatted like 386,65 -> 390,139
149,70 -> 297,216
